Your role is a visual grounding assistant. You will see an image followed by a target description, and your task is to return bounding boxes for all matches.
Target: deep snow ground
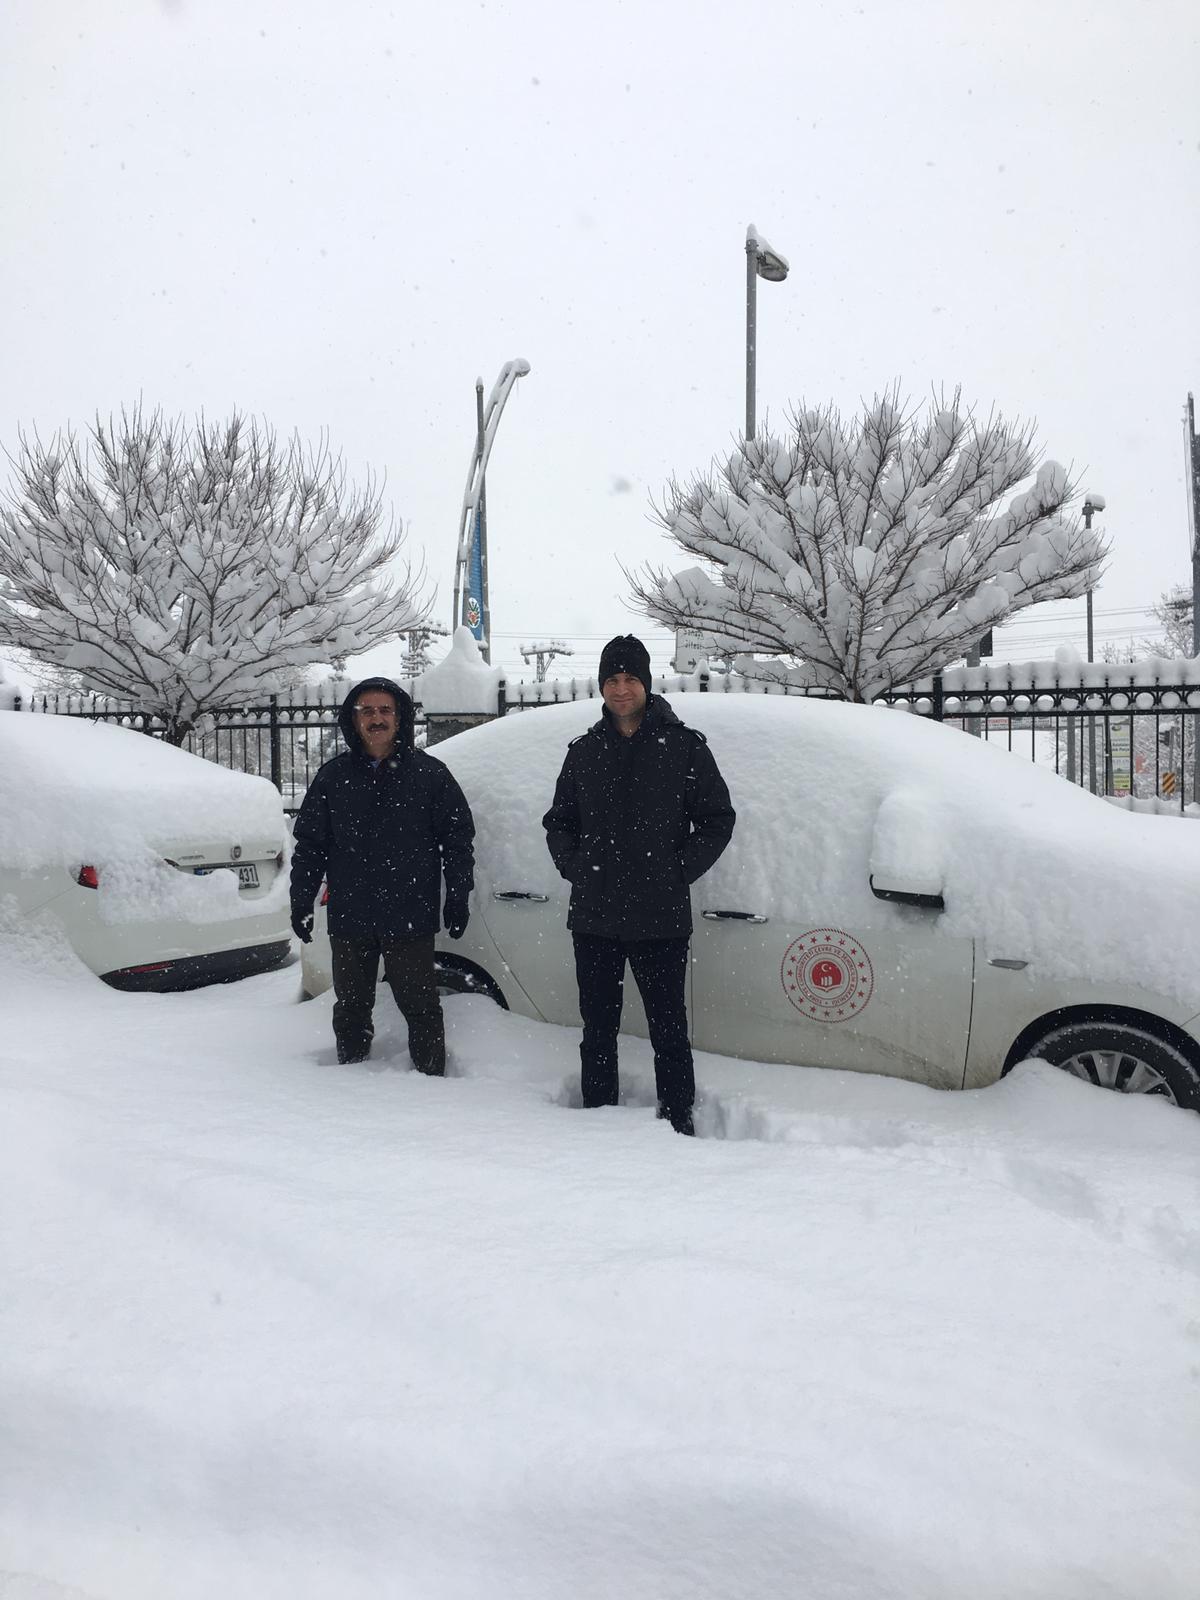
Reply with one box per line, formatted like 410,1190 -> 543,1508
2,947 -> 1198,1600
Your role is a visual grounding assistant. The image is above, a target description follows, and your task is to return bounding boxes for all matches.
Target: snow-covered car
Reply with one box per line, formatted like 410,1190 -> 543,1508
301,695 -> 1200,1108
0,713 -> 290,989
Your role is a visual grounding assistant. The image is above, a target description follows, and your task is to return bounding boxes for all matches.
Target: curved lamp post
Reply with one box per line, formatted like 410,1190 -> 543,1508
452,357 -> 531,663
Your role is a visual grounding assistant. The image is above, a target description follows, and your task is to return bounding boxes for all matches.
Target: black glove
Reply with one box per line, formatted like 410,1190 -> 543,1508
291,908 -> 313,945
444,899 -> 469,940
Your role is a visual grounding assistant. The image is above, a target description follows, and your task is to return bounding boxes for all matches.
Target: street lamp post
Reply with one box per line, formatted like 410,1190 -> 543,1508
452,358 -> 530,664
474,379 -> 490,658
1185,394 -> 1199,805
1082,493 -> 1106,795
745,224 -> 788,441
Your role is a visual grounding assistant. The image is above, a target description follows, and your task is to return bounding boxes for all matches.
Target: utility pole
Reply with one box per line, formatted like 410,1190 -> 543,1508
1082,493 -> 1106,794
519,640 -> 573,683
1185,394 -> 1199,804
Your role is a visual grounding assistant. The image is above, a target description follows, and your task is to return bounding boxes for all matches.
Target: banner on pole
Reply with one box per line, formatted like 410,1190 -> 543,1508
465,507 -> 485,640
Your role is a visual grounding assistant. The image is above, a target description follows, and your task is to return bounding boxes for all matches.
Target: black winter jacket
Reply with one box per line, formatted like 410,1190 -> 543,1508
542,695 -> 735,941
290,677 -> 475,940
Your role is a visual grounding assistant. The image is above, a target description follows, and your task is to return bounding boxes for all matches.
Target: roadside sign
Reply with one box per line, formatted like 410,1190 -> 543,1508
1109,723 -> 1131,796
673,627 -> 709,674
1163,771 -> 1177,796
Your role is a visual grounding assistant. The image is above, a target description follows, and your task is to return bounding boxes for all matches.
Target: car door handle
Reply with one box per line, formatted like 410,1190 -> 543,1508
492,891 -> 550,903
701,910 -> 770,924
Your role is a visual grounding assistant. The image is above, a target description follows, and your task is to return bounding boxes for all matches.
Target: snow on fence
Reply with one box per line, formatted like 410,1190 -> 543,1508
502,669 -> 821,708
8,680 -> 424,812
10,656 -> 1200,814
501,659 -> 1200,814
1104,795 -> 1200,819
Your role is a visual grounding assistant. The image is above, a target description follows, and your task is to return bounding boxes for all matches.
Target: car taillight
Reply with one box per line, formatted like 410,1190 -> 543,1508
275,850 -> 285,869
77,865 -> 100,889
319,883 -> 329,906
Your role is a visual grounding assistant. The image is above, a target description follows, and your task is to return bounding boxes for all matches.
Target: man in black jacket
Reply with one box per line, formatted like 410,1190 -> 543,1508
542,636 -> 735,1134
290,677 -> 475,1070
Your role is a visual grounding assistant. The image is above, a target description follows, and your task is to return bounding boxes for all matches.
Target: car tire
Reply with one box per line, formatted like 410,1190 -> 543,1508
1020,1020 -> 1200,1110
434,956 -> 508,1009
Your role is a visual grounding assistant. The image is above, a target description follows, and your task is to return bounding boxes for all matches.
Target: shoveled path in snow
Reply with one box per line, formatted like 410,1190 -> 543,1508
2,950 -> 1198,1600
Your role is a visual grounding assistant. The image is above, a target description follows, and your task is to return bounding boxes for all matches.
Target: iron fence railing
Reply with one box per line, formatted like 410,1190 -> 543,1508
13,686 -> 424,814
503,662 -> 1200,812
13,658 -> 1200,814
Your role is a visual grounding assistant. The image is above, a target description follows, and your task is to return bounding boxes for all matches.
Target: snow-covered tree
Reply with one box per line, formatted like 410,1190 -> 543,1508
0,408 -> 427,742
1147,584 -> 1193,657
630,389 -> 1106,701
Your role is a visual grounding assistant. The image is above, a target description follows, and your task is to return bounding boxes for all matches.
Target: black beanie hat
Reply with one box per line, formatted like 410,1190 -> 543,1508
598,634 -> 652,696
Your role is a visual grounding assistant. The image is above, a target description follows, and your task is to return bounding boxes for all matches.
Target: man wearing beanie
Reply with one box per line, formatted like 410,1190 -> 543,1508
542,635 -> 735,1134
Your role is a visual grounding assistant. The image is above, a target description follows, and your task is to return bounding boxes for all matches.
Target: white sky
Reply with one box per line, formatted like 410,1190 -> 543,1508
2,0 -> 1198,682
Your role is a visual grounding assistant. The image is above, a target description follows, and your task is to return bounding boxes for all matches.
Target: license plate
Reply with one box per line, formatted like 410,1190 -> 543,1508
191,862 -> 260,887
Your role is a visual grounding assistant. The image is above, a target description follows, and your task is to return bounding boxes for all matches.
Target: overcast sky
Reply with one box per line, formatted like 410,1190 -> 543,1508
2,0 -> 1198,682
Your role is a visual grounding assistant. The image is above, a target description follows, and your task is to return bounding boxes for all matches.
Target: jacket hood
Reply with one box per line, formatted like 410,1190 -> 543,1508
338,677 -> 415,755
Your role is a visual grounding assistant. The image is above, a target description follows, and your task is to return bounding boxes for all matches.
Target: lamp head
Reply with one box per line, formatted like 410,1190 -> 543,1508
746,224 -> 789,282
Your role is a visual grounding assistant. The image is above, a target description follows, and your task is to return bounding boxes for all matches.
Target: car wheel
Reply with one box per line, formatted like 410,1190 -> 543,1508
1022,1020 -> 1200,1109
434,956 -> 508,1009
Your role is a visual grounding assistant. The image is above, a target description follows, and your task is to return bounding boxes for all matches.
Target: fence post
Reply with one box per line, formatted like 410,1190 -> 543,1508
931,674 -> 944,722
269,696 -> 282,793
699,668 -> 708,692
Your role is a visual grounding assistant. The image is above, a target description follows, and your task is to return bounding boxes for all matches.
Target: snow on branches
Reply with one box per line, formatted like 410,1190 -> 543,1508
630,390 -> 1106,701
0,408 -> 428,741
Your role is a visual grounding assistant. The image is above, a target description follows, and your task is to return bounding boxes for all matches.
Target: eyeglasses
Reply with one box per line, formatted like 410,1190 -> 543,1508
354,703 -> 397,718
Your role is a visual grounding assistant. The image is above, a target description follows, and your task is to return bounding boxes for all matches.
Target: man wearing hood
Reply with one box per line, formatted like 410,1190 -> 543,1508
290,677 -> 475,1071
542,636 -> 735,1134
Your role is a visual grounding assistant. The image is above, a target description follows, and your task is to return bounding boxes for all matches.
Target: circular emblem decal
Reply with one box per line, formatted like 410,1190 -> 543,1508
781,929 -> 874,1022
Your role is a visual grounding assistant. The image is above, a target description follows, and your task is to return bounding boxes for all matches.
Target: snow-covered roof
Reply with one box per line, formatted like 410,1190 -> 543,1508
0,714 -> 285,873
419,626 -> 503,715
434,694 -> 1200,1009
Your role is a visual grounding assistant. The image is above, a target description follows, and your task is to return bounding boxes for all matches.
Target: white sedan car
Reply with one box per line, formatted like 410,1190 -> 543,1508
1,712 -> 290,989
302,694 -> 1200,1109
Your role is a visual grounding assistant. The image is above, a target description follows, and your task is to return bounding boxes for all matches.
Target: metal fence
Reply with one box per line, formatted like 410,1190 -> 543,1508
885,660 -> 1200,813
13,657 -> 1200,814
504,660 -> 1200,813
13,684 -> 425,813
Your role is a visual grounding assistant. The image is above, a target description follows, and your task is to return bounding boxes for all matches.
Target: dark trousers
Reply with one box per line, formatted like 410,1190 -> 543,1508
572,932 -> 694,1119
330,935 -> 445,1072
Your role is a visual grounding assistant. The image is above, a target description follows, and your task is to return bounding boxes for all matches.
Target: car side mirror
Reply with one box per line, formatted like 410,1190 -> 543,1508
870,789 -> 946,912
869,874 -> 945,912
